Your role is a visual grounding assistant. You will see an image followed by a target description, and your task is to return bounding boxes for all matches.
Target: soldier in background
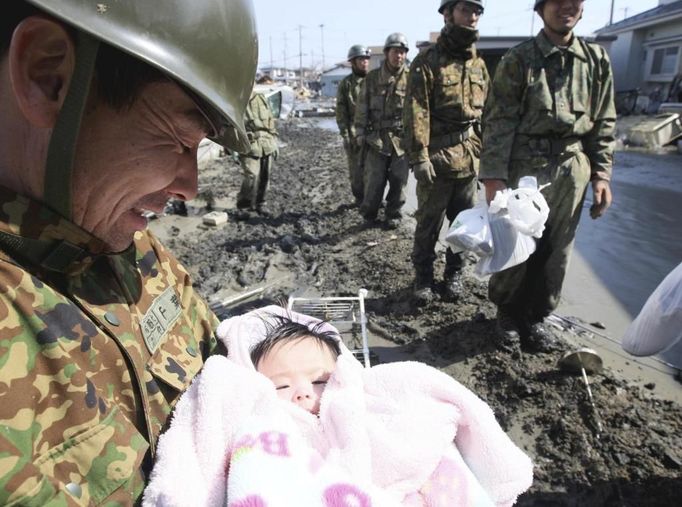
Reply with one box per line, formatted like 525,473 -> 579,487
479,0 -> 616,352
404,0 -> 489,304
236,75 -> 279,217
336,45 -> 371,206
0,0 -> 255,502
354,33 -> 410,229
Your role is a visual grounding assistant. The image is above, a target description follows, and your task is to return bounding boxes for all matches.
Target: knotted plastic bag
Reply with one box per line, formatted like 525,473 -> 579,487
445,202 -> 493,257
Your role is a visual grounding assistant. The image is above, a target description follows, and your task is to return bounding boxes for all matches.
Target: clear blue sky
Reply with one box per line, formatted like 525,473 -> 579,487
253,0 -> 659,70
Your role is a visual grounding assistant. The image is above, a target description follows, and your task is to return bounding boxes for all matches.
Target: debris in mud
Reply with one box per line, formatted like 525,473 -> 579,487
151,120 -> 682,506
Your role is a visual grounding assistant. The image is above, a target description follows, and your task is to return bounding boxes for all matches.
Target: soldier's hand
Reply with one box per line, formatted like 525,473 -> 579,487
483,179 -> 507,204
590,179 -> 612,219
355,135 -> 366,149
412,160 -> 436,185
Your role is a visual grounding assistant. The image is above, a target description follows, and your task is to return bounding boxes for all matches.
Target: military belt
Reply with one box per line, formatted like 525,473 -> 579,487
429,125 -> 475,151
511,136 -> 583,159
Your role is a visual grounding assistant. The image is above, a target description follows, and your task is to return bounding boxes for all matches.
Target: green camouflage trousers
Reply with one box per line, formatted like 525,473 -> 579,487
489,151 -> 592,322
344,140 -> 364,204
237,154 -> 272,210
360,148 -> 409,220
412,174 -> 477,276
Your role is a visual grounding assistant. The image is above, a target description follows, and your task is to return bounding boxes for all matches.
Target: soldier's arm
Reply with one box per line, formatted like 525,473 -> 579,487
354,77 -> 369,138
478,52 -> 525,182
335,80 -> 350,138
403,57 -> 433,165
583,48 -> 616,182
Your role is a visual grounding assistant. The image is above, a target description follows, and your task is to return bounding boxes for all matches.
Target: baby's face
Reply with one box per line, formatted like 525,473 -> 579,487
256,337 -> 337,415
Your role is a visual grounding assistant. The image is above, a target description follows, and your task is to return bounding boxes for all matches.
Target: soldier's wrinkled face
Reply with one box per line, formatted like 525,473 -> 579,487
71,81 -> 210,252
541,0 -> 584,35
386,47 -> 407,69
352,56 -> 370,75
451,2 -> 483,28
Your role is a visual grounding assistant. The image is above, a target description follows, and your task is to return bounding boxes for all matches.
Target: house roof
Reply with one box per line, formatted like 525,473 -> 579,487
596,0 -> 682,35
321,64 -> 351,77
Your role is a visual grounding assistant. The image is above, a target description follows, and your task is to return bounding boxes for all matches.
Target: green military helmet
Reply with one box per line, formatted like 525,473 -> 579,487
25,0 -> 257,153
347,44 -> 371,61
438,0 -> 485,14
384,33 -> 409,52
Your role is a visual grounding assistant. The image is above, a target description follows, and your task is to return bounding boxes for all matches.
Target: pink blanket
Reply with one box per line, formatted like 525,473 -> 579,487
143,306 -> 533,506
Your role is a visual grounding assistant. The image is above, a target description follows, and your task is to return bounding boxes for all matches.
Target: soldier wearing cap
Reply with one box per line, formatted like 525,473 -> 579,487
0,0 -> 256,503
336,45 -> 371,205
354,33 -> 410,228
479,0 -> 616,352
404,0 -> 489,304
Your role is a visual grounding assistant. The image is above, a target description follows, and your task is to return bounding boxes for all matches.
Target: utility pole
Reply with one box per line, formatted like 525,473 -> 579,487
609,0 -> 615,25
269,35 -> 274,71
530,2 -> 535,36
298,25 -> 304,90
282,32 -> 288,79
319,24 -> 325,71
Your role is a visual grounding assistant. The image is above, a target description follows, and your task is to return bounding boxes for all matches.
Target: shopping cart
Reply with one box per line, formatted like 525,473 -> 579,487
287,288 -> 371,367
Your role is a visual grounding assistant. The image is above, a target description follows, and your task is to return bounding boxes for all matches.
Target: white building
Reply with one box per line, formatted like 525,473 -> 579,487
595,0 -> 682,101
319,64 -> 351,98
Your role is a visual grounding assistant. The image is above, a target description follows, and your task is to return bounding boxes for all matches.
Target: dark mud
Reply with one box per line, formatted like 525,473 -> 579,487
156,121 -> 681,506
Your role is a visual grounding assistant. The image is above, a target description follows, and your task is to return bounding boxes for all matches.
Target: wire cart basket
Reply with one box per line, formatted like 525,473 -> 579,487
287,288 -> 371,367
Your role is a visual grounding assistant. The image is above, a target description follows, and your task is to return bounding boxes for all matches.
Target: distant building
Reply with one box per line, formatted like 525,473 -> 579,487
367,46 -> 384,71
320,64 -> 351,98
258,66 -> 320,89
595,0 -> 682,101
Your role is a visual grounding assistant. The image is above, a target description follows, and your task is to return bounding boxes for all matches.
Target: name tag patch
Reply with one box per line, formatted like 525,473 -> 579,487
141,287 -> 182,353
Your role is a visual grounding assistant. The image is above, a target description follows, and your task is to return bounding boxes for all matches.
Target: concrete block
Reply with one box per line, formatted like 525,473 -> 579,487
202,211 -> 228,226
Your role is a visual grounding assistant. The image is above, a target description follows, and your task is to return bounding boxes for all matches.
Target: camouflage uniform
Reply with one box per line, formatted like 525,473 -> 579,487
0,186 -> 219,505
404,25 -> 490,282
479,31 -> 616,323
237,92 -> 278,211
354,61 -> 410,221
336,72 -> 366,204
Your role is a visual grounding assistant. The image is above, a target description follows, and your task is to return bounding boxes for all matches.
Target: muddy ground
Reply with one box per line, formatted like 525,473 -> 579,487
152,121 -> 681,506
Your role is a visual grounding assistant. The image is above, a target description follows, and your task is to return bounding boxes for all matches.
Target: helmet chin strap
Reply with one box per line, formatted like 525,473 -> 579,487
43,31 -> 100,221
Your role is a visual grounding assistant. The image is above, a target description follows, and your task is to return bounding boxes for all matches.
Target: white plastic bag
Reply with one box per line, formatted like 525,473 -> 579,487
621,262 -> 682,357
445,202 -> 493,257
473,176 -> 550,276
475,210 -> 537,276
507,176 -> 550,238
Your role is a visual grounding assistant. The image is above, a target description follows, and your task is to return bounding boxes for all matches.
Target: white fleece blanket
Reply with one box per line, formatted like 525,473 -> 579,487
143,305 -> 533,507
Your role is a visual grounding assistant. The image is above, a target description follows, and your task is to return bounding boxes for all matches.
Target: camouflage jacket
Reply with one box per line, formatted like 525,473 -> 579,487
335,72 -> 364,140
0,186 -> 219,506
242,92 -> 278,158
403,38 -> 490,173
479,31 -> 616,182
354,61 -> 409,157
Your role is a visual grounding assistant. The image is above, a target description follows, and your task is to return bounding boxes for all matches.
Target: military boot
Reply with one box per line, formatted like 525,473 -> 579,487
522,320 -> 561,353
413,269 -> 435,306
495,309 -> 522,353
443,270 -> 465,302
444,251 -> 467,301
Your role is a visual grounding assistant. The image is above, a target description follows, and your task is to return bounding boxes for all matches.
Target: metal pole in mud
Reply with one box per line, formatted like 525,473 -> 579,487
580,365 -> 604,436
559,348 -> 605,438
